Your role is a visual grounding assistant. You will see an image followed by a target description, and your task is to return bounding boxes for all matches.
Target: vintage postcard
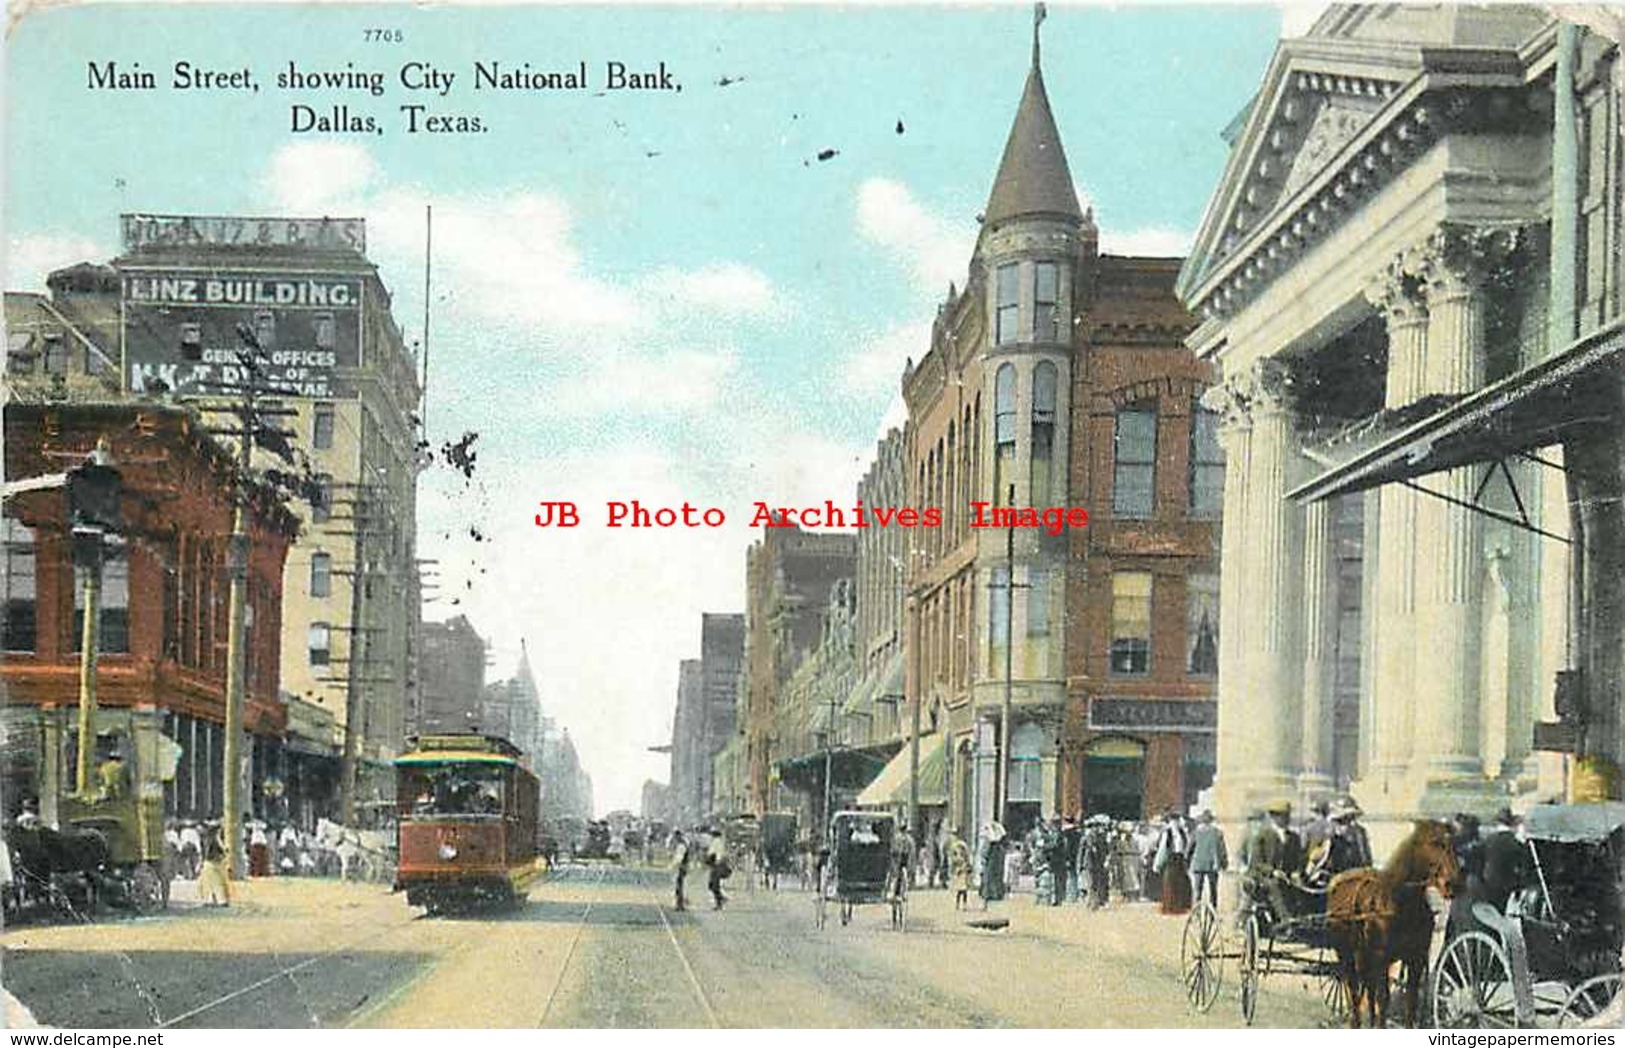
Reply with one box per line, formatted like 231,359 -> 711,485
2,0 -> 1623,1032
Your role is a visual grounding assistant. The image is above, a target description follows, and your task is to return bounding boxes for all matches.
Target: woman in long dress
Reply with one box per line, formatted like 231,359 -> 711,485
1154,813 -> 1192,916
978,822 -> 1008,907
197,823 -> 231,907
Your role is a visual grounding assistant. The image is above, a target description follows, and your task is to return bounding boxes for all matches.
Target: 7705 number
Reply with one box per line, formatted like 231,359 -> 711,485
363,29 -> 403,42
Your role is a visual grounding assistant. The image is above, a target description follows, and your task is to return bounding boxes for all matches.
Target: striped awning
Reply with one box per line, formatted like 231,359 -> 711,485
856,733 -> 947,807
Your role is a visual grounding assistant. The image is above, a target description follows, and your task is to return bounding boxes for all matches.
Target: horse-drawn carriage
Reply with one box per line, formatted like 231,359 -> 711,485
1183,819 -> 1461,1027
759,812 -> 798,888
1431,803 -> 1623,1028
813,811 -> 906,931
3,711 -> 176,919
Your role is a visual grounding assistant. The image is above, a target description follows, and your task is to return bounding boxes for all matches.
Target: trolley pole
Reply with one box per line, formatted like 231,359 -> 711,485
906,592 -> 921,842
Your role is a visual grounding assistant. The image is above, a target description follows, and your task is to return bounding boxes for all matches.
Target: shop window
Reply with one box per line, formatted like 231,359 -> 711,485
1110,571 -> 1152,675
1008,721 -> 1045,802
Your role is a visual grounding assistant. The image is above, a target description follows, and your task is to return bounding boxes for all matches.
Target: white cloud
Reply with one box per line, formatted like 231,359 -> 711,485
1278,2 -> 1330,38
643,263 -> 782,319
5,233 -> 110,291
260,141 -> 378,214
855,177 -> 970,294
1100,226 -> 1193,258
841,320 -> 927,396
550,346 -> 740,416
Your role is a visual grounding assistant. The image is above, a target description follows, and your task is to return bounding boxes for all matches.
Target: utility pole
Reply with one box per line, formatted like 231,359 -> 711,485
338,493 -> 368,825
221,324 -> 263,880
906,592 -> 921,842
822,689 -> 840,839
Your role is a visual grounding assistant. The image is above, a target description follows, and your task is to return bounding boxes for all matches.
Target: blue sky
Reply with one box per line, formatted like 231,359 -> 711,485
5,2 -> 1302,813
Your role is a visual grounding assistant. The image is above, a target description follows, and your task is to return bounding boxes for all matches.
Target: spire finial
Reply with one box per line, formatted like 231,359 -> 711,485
1032,2 -> 1047,69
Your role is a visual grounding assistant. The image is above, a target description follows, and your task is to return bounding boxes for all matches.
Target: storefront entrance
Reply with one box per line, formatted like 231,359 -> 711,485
1080,736 -> 1145,820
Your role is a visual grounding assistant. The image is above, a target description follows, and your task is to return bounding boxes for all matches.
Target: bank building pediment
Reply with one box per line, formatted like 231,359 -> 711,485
1177,3 -> 1554,317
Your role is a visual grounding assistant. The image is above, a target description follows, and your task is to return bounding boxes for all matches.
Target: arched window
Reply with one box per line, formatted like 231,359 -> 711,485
993,364 -> 1017,506
1031,361 -> 1057,504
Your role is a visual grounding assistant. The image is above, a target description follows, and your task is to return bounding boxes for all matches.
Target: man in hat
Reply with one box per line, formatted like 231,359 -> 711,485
1188,810 -> 1227,908
1246,800 -> 1303,926
1326,797 -> 1373,874
669,829 -> 691,911
1478,808 -> 1531,911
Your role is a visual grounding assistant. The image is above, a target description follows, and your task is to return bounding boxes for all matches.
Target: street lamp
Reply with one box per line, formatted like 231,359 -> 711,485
67,440 -> 121,795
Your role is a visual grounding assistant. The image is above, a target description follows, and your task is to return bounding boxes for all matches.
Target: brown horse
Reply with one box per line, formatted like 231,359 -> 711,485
1326,820 -> 1460,1028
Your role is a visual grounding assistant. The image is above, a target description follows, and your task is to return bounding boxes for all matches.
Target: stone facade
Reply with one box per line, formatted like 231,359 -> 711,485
1177,6 -> 1625,843
414,614 -> 488,735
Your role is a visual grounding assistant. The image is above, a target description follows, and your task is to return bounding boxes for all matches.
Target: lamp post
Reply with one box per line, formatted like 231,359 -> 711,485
999,483 -> 1017,829
67,441 -> 121,795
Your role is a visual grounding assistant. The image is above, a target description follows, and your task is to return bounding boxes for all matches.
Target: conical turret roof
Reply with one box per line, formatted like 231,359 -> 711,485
984,51 -> 1082,228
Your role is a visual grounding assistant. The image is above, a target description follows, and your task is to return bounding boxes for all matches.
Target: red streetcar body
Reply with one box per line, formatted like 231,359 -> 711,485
393,733 -> 542,912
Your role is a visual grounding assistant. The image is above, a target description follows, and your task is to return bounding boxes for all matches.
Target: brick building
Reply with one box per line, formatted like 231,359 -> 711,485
1,400 -> 298,824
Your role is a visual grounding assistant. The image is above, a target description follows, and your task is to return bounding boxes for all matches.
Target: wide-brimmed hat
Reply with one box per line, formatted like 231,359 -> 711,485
1265,799 -> 1293,816
1331,797 -> 1363,820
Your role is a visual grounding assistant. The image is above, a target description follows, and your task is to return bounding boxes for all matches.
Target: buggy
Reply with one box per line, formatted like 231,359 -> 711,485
814,810 -> 906,931
1431,802 -> 1623,1028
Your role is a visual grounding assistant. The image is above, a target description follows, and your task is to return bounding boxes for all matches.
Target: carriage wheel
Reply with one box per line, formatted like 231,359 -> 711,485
1239,912 -> 1261,1026
1320,966 -> 1351,1023
1181,901 -> 1224,1014
129,863 -> 166,915
1558,973 -> 1622,1028
1432,932 -> 1518,1028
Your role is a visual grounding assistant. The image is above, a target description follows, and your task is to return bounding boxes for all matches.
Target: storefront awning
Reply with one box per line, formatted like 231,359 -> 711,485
844,651 -> 905,715
1291,317 -> 1625,507
774,742 -> 898,794
856,733 -> 947,807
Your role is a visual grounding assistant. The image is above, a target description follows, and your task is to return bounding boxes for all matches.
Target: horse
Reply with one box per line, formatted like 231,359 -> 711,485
1326,819 -> 1461,1028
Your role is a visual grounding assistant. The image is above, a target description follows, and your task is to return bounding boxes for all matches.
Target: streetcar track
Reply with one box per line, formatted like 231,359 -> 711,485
158,903 -> 429,1029
645,878 -> 721,1028
535,863 -> 607,1027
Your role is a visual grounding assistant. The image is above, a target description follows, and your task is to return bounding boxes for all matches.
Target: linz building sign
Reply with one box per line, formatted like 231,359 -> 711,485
119,214 -> 370,400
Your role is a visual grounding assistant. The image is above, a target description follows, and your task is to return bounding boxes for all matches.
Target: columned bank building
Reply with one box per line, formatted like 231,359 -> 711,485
1177,6 -> 1624,843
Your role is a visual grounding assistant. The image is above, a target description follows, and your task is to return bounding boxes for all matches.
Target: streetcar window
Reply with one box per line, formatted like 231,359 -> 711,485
399,765 -> 507,817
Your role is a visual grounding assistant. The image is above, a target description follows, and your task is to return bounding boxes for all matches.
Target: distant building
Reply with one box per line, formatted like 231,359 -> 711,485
740,524 -> 858,814
415,615 -> 488,735
640,779 -> 671,824
483,642 -> 542,764
667,613 -> 745,824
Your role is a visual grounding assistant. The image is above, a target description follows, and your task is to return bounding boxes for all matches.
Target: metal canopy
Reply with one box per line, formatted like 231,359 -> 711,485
1290,317 -> 1625,505
1522,801 -> 1625,843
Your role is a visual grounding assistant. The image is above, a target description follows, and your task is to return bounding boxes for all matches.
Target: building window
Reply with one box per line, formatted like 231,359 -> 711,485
180,322 -> 203,360
310,551 -> 332,598
1186,573 -> 1220,676
995,263 -> 1019,345
1033,262 -> 1059,341
1008,721 -> 1044,802
1031,361 -> 1057,504
1190,407 -> 1224,518
1109,571 -> 1152,675
990,564 -> 1011,650
993,364 -> 1016,505
311,473 -> 333,524
313,404 -> 336,450
43,335 -> 67,376
3,519 -> 36,653
314,312 -> 336,350
72,543 -> 130,655
1113,406 -> 1157,519
1027,567 -> 1048,636
308,622 -> 331,668
254,310 -> 276,350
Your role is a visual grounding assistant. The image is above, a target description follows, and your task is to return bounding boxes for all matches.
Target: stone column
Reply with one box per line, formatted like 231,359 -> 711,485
1244,369 -> 1305,799
1203,379 -> 1253,822
1298,495 -> 1338,801
1409,228 -> 1515,789
1363,262 -> 1427,780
